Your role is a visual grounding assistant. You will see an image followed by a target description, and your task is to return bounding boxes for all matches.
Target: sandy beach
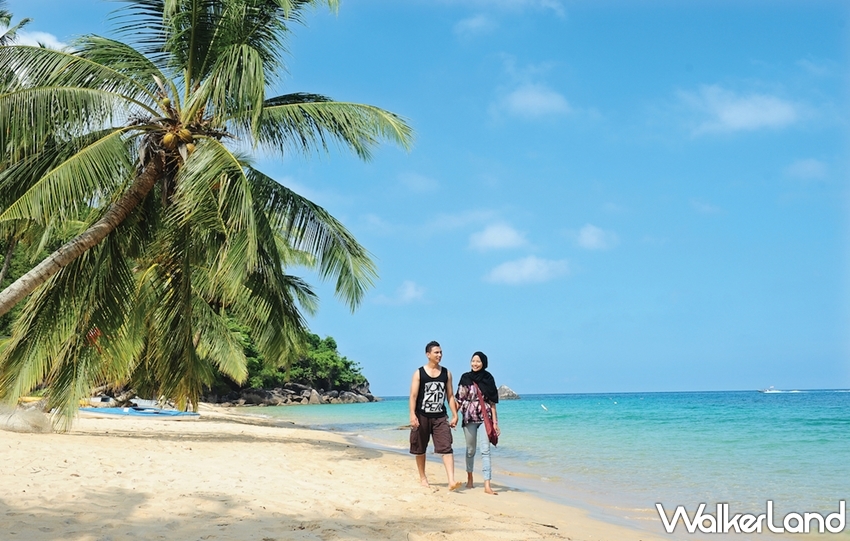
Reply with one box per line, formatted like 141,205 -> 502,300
0,408 -> 670,541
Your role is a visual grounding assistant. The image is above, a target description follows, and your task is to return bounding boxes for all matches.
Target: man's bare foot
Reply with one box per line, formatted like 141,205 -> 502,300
484,481 -> 498,495
466,473 -> 474,488
449,481 -> 463,491
420,478 -> 430,488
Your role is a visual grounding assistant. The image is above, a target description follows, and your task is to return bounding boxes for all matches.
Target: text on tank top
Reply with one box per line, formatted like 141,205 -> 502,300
417,365 -> 448,418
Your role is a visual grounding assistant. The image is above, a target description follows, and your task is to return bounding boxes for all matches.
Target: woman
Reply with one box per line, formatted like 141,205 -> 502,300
455,351 -> 501,495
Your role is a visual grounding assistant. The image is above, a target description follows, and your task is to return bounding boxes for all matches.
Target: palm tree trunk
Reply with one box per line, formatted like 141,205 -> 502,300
0,236 -> 16,286
0,156 -> 163,317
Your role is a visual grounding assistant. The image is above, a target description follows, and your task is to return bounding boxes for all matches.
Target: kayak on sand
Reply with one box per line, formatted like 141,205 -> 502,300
79,407 -> 200,419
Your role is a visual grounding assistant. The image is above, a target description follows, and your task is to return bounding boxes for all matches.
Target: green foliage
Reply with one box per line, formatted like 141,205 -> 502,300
0,241 -> 25,336
287,334 -> 366,392
0,0 -> 31,46
0,0 -> 410,426
0,238 -> 53,336
217,325 -> 365,392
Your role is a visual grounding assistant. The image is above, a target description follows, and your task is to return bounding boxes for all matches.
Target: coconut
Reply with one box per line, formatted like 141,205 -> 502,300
177,128 -> 193,143
162,132 -> 177,149
160,97 -> 171,108
186,143 -> 196,155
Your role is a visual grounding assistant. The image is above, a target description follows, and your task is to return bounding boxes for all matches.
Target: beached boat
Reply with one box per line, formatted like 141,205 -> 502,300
78,407 -> 200,420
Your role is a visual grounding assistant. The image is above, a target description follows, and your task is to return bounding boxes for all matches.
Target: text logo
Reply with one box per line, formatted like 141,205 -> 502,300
656,500 -> 845,534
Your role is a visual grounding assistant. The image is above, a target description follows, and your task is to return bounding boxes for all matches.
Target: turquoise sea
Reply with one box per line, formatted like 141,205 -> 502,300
254,390 -> 849,535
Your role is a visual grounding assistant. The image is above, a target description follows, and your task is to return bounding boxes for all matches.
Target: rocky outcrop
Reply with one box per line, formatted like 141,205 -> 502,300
498,385 -> 520,400
204,381 -> 378,407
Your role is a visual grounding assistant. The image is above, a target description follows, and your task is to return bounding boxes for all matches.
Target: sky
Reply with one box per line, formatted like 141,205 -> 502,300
6,0 -> 849,396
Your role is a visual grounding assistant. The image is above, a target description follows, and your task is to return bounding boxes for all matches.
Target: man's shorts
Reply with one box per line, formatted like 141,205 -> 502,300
409,414 -> 453,455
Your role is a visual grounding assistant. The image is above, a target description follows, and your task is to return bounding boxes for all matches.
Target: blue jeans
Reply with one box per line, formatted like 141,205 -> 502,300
463,422 -> 491,481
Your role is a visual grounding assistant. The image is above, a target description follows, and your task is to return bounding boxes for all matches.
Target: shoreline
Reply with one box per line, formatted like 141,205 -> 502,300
201,405 -> 654,531
196,403 -> 846,541
5,404 -> 837,540
1,405 -> 668,541
235,406 -> 660,533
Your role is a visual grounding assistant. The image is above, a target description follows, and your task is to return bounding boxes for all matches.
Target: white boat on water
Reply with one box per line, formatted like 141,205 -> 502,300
759,386 -> 781,393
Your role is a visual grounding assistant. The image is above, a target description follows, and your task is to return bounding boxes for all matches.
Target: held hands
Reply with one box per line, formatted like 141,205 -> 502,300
449,416 -> 458,429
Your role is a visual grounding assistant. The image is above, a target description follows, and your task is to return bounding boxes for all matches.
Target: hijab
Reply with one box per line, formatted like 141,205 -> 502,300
459,351 -> 499,404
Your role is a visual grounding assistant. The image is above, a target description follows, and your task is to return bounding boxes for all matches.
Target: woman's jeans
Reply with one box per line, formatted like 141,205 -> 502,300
463,422 -> 491,480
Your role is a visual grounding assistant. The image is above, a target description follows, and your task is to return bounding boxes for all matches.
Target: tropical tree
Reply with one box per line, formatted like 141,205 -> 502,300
0,0 -> 412,427
0,0 -> 30,46
0,0 -> 31,287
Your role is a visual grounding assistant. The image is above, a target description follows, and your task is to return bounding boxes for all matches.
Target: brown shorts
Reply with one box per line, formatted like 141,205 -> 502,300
409,414 -> 453,455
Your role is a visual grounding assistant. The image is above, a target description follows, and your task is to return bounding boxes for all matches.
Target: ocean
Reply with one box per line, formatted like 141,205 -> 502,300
254,390 -> 849,536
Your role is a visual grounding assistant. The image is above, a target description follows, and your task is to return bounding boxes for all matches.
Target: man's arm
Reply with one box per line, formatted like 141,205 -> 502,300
409,369 -> 420,428
446,370 -> 458,428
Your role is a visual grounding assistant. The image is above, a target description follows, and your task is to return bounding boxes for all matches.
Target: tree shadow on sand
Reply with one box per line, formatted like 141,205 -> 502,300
0,485 -> 568,541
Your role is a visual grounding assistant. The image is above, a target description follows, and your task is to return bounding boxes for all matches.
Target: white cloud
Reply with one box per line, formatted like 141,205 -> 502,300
15,31 -> 68,50
454,14 -> 498,38
785,158 -> 828,180
485,256 -> 568,285
374,280 -> 426,305
691,199 -> 722,214
399,172 -> 440,193
469,223 -> 527,251
680,85 -> 800,134
495,83 -> 571,119
575,224 -> 618,250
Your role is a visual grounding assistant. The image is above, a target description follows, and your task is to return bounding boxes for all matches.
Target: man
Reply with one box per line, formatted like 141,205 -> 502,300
409,340 -> 462,490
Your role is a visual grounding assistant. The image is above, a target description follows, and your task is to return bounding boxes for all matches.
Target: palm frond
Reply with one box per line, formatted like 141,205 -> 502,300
137,225 -> 212,410
0,0 -> 31,47
0,86 -> 149,162
192,296 -> 247,382
247,167 -> 377,310
0,129 -> 134,225
0,45 -> 159,104
252,95 -> 413,159
0,1 -> 11,26
168,138 -> 258,298
0,230 -> 136,428
0,18 -> 31,46
187,43 -> 265,127
75,35 -> 177,110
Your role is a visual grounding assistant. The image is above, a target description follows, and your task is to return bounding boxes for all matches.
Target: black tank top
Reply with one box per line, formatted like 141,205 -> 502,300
416,366 -> 448,418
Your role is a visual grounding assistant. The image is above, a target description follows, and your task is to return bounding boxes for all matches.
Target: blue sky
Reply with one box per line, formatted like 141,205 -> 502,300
7,0 -> 849,395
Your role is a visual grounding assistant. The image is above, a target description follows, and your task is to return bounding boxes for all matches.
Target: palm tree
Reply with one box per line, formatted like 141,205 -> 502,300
0,0 -> 30,46
0,0 -> 412,426
0,0 -> 31,286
